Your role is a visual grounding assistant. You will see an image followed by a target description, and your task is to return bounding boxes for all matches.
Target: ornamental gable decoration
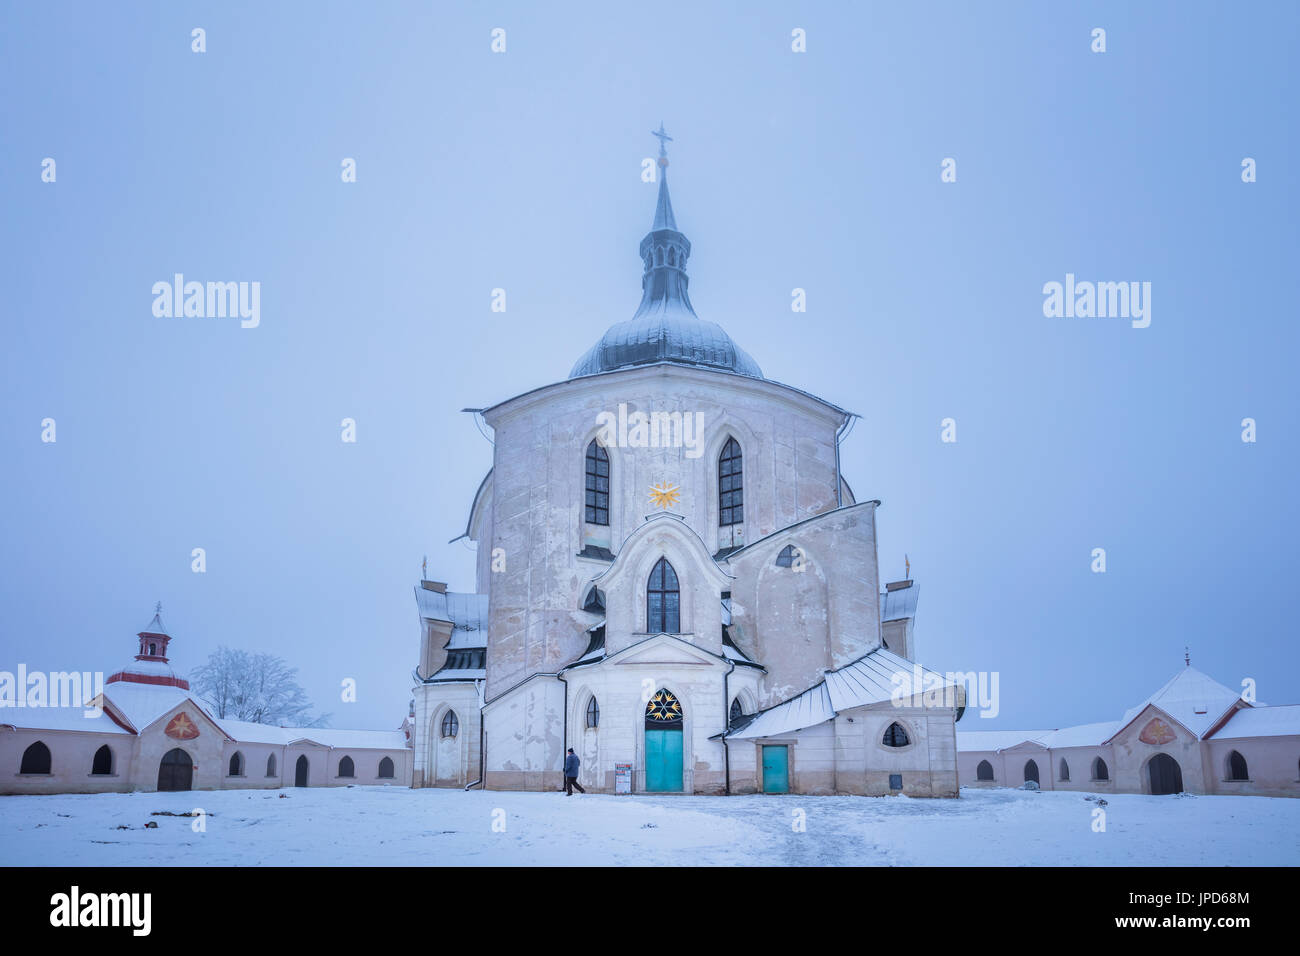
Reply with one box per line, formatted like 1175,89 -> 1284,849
164,711 -> 200,740
1138,716 -> 1175,745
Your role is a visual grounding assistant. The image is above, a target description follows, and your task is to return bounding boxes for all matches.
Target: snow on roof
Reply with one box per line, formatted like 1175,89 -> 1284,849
1041,721 -> 1122,749
0,705 -> 131,733
422,668 -> 487,683
1112,666 -> 1242,741
285,728 -> 409,750
101,682 -> 203,732
213,719 -> 406,749
823,646 -> 954,712
727,683 -> 835,740
414,588 -> 488,648
1209,704 -> 1300,739
727,646 -> 957,740
115,659 -> 179,678
956,730 -> 1054,753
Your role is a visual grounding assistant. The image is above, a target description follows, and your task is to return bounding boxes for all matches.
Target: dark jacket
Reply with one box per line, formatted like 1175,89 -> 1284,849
564,754 -> 580,777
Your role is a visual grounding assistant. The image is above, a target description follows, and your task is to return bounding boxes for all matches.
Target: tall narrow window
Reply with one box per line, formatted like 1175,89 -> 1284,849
1059,758 -> 1070,782
730,698 -> 744,723
441,710 -> 459,738
338,755 -> 355,778
585,440 -> 609,525
718,438 -> 743,526
92,745 -> 112,776
228,752 -> 244,776
1092,757 -> 1109,781
586,696 -> 600,729
1227,750 -> 1248,781
646,557 -> 680,633
266,753 -> 277,777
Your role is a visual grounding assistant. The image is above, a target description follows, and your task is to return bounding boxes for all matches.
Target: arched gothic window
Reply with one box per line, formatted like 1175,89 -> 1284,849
776,545 -> 801,568
1092,757 -> 1109,781
1024,759 -> 1040,784
646,557 -> 680,633
730,698 -> 744,723
1227,750 -> 1249,781
92,745 -> 112,775
585,440 -> 609,526
976,759 -> 994,781
1059,758 -> 1070,782
20,742 -> 51,775
266,753 -> 277,777
882,722 -> 909,748
338,755 -> 355,778
378,756 -> 395,779
228,752 -> 244,776
441,710 -> 459,738
586,696 -> 600,729
718,438 -> 743,526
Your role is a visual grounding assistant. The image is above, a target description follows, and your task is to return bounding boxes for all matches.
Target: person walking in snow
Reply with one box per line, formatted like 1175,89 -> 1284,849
564,747 -> 585,795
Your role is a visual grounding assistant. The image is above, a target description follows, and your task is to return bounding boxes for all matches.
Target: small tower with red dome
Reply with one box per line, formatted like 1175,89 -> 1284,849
106,602 -> 190,689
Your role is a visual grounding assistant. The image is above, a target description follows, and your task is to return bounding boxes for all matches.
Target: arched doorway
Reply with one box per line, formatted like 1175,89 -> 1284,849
644,688 -> 684,792
157,748 -> 192,792
1023,759 -> 1040,785
1148,753 -> 1183,795
295,754 -> 309,787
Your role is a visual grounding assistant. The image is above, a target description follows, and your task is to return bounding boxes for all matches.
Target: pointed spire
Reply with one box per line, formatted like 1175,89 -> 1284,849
651,123 -> 677,231
143,601 -> 168,635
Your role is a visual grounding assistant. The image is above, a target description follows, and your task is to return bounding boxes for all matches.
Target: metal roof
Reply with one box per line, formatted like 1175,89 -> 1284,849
414,588 -> 489,649
569,154 -> 763,381
881,582 -> 919,622
725,646 -> 958,740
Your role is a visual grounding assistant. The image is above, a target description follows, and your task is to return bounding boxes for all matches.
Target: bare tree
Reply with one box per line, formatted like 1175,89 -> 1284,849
190,647 -> 330,727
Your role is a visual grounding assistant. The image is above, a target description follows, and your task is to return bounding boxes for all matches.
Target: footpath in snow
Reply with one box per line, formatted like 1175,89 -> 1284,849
1,785 -> 1297,866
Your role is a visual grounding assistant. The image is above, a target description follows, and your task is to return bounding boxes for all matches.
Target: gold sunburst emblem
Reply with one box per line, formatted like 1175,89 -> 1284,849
648,482 -> 680,509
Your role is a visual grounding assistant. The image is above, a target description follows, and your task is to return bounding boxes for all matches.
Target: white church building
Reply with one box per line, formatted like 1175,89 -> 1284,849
411,132 -> 965,797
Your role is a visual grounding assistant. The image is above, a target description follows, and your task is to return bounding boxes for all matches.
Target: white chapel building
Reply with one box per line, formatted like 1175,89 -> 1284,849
411,134 -> 965,797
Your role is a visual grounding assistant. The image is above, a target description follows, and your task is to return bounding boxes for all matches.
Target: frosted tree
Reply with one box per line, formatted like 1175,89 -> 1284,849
190,647 -> 330,727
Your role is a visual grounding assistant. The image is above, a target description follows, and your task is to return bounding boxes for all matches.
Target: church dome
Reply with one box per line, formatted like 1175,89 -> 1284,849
569,128 -> 764,381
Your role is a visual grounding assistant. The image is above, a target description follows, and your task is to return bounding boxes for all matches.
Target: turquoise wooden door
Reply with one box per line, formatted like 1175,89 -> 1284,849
762,745 -> 789,793
645,728 -> 683,791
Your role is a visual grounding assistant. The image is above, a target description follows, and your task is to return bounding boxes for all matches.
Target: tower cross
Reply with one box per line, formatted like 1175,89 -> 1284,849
652,123 -> 673,156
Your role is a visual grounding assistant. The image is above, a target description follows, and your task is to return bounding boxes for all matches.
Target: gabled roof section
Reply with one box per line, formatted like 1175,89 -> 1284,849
1107,666 -> 1242,742
1207,703 -> 1300,739
956,730 -> 1055,753
723,646 -> 959,740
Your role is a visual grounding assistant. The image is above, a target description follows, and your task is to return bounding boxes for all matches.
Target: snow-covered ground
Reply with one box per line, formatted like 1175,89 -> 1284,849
1,786 -> 1297,866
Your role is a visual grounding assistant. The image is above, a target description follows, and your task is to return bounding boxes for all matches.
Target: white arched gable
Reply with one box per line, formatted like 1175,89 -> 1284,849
594,514 -> 732,654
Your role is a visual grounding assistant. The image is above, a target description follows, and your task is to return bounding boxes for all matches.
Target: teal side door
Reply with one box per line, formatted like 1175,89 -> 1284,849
762,745 -> 789,793
645,728 -> 684,791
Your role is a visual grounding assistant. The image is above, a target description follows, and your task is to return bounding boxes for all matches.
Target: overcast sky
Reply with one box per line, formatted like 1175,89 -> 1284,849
2,2 -> 1296,731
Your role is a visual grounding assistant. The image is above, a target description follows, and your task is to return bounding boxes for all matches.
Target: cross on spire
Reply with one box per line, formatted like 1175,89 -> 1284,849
652,122 -> 672,158
155,601 -> 163,613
